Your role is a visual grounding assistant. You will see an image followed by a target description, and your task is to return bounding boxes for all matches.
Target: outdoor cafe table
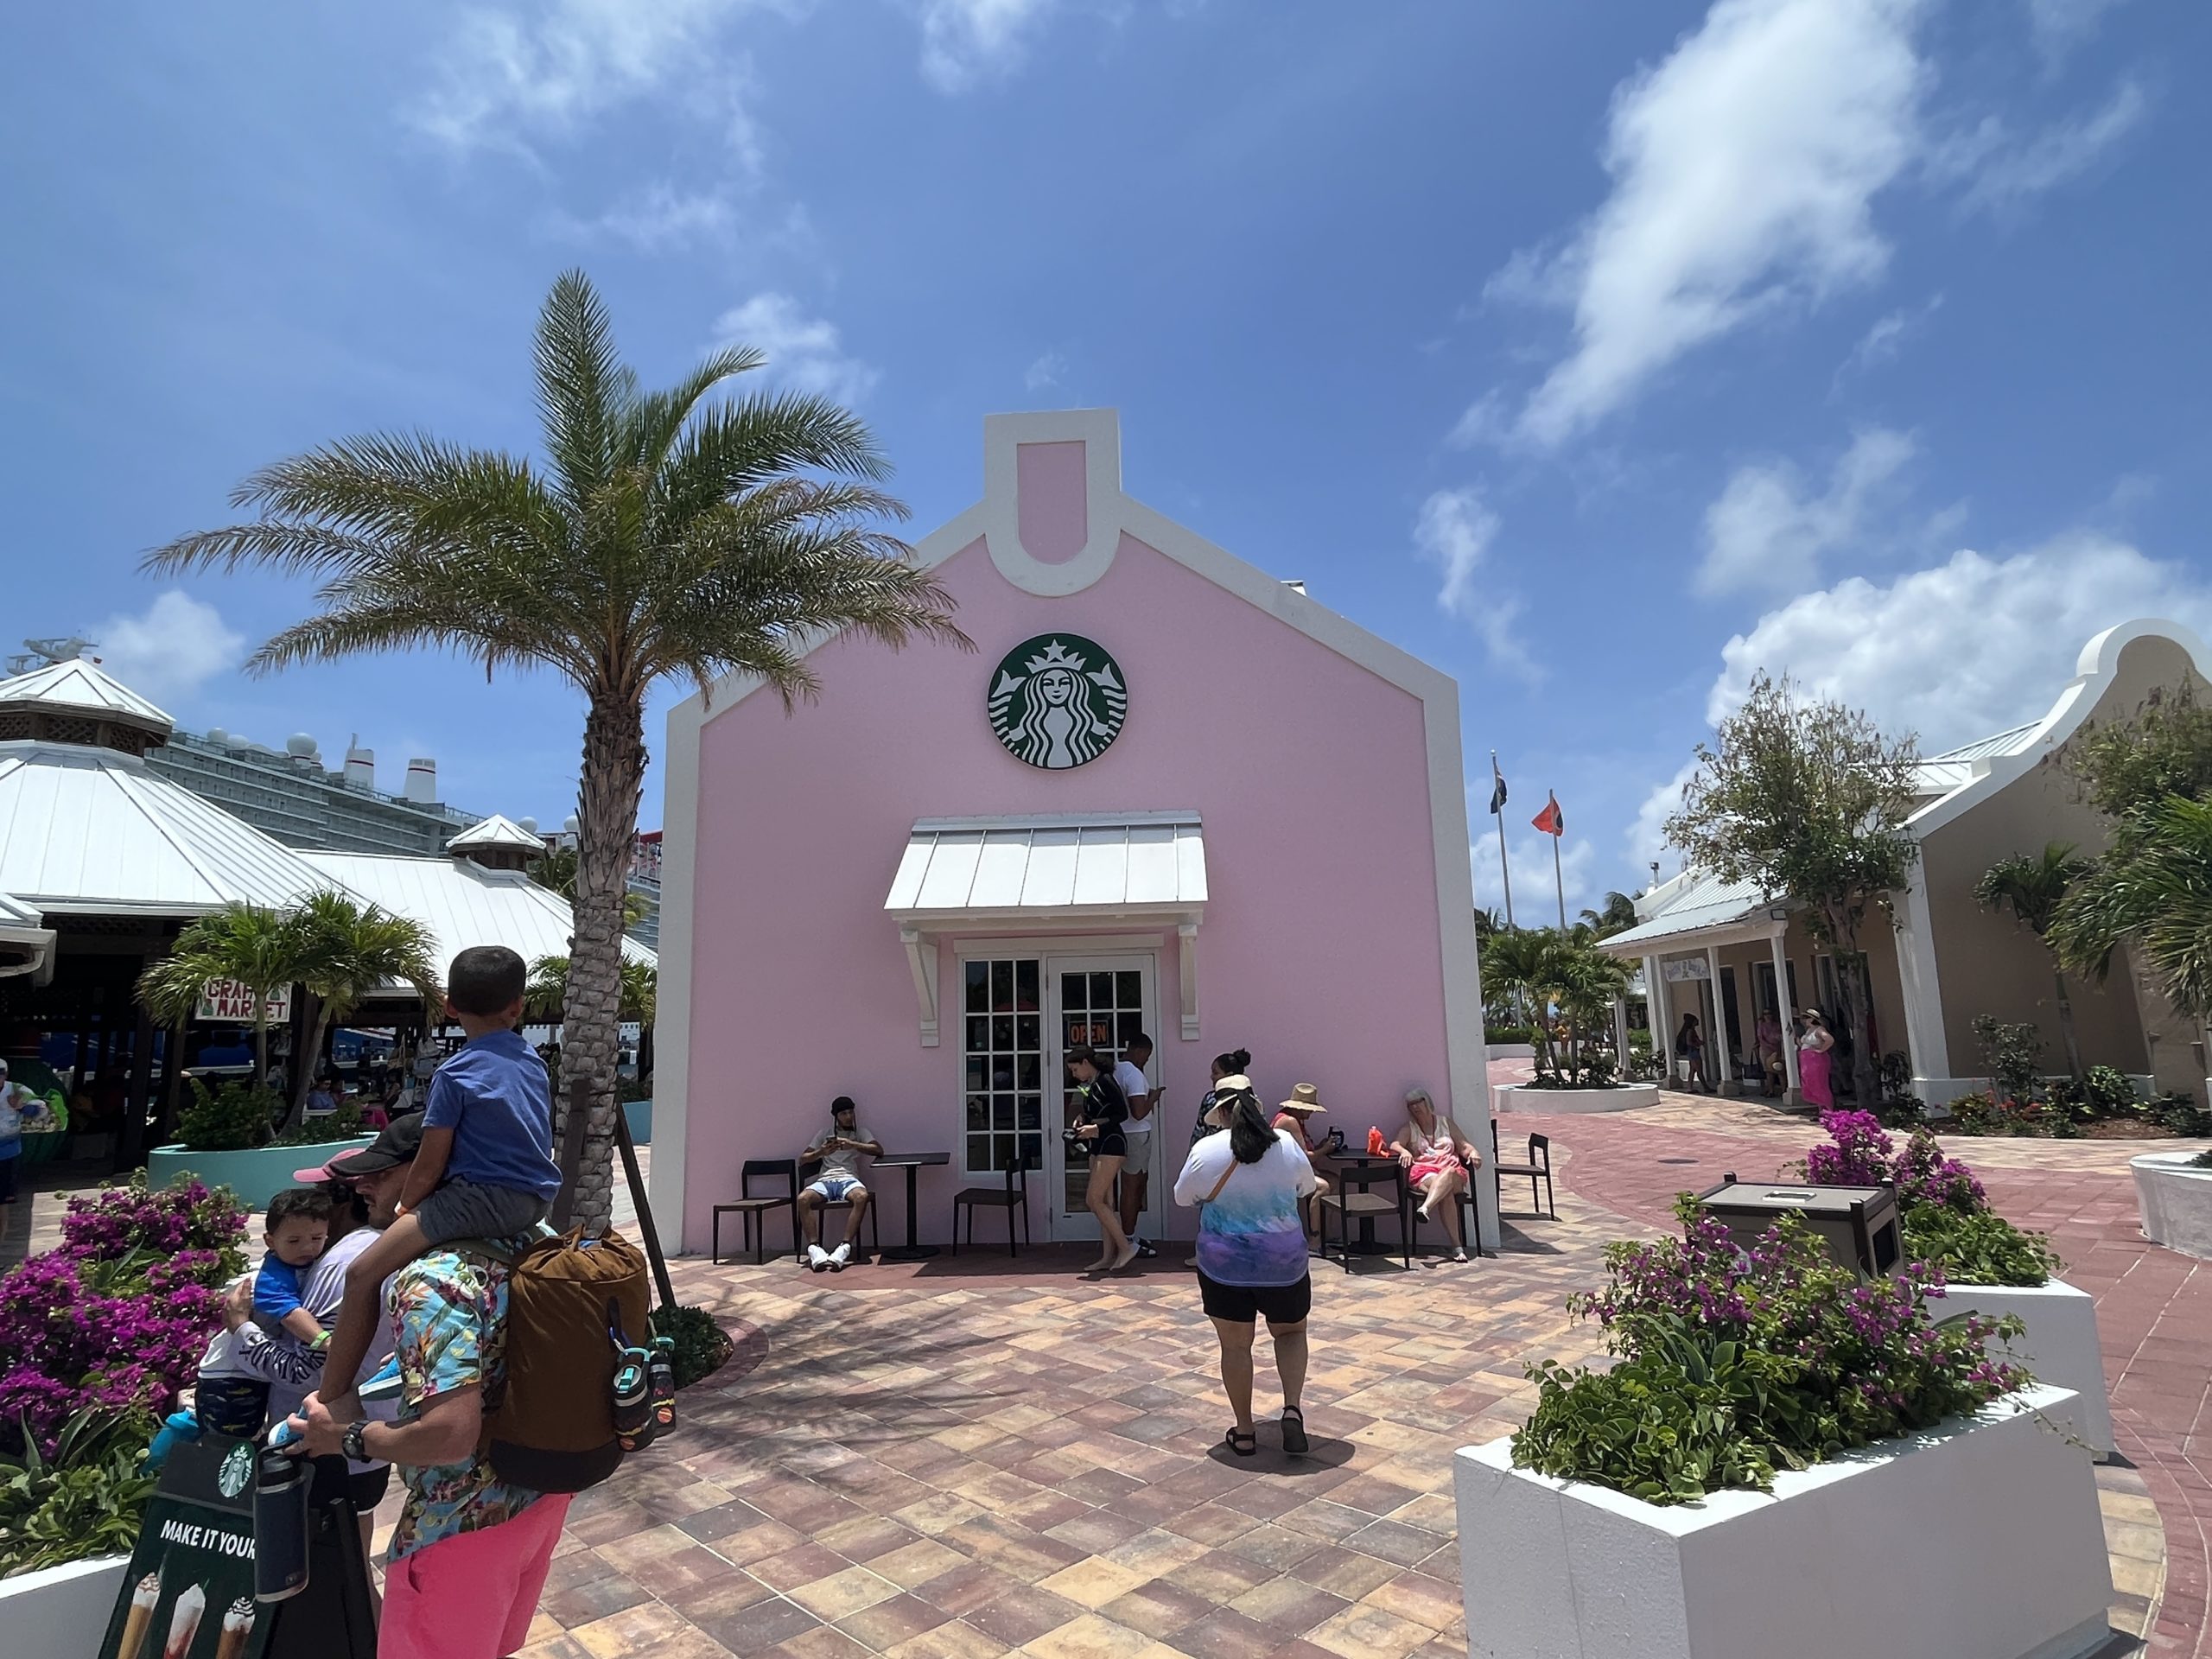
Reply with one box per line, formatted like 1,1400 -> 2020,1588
874,1151 -> 950,1261
1331,1150 -> 1408,1254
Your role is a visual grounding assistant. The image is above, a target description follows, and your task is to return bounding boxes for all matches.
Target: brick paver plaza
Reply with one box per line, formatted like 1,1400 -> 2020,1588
5,1083 -> 2203,1657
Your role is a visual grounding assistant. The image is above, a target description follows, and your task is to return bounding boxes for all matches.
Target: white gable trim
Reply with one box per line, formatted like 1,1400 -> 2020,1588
1909,619 -> 2212,837
655,409 -> 1493,1250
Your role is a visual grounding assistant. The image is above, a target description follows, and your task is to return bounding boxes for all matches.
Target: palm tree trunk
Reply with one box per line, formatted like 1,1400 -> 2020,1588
287,993 -> 330,1128
253,1001 -> 269,1090
563,689 -> 648,1231
2052,965 -> 2085,1081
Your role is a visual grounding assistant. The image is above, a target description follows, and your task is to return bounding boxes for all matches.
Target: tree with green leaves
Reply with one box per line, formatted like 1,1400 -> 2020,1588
137,904 -> 296,1087
1974,843 -> 2089,1081
2066,683 -> 2212,819
283,891 -> 441,1123
1663,671 -> 1920,1111
2051,795 -> 2212,1025
1479,925 -> 1631,1088
525,956 -> 656,1027
1579,891 -> 1640,938
146,271 -> 963,1226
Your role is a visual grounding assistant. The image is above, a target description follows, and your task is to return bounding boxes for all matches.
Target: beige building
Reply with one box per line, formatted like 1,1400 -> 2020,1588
1605,620 -> 2209,1106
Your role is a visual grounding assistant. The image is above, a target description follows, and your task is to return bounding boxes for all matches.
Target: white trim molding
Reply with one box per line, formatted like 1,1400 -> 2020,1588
901,926 -> 941,1048
981,409 -> 1126,595
1178,922 -> 1200,1041
646,691 -> 705,1250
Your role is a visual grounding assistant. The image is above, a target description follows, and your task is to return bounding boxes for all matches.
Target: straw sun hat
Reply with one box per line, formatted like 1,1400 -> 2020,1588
1279,1082 -> 1325,1114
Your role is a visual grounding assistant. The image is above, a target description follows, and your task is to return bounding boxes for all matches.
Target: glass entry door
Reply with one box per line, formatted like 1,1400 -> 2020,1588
1046,954 -> 1156,1242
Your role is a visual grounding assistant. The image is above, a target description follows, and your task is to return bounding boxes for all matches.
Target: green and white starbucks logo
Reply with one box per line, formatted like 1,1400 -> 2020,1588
987,634 -> 1128,770
218,1442 -> 255,1498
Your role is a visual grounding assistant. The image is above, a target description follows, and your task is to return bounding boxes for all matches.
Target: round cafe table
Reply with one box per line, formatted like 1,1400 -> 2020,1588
1331,1151 -> 1409,1254
874,1151 -> 951,1261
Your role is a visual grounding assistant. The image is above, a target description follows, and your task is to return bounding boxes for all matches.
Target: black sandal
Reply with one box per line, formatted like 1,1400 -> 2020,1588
1280,1406 -> 1309,1456
1225,1427 -> 1258,1457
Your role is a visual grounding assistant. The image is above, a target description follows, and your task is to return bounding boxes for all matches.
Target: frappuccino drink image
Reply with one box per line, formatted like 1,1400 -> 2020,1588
214,1597 -> 257,1659
162,1583 -> 207,1659
113,1568 -> 162,1659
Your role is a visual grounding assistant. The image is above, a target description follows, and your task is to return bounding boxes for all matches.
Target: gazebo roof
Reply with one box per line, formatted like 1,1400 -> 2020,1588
0,658 -> 173,733
0,742 -> 332,917
445,814 -> 547,855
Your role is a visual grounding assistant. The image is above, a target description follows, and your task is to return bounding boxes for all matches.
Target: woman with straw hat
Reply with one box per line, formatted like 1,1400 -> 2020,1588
1273,1084 -> 1336,1241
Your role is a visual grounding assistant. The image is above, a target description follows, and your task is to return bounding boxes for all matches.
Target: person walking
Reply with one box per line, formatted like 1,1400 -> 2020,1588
1113,1034 -> 1157,1258
1796,1009 -> 1836,1108
1066,1045 -> 1135,1274
1174,1077 -> 1317,1457
1390,1088 -> 1481,1262
1675,1013 -> 1707,1093
1755,1007 -> 1785,1097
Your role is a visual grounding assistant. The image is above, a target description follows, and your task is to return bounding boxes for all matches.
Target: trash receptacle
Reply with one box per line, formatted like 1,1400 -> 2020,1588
1696,1177 -> 1901,1277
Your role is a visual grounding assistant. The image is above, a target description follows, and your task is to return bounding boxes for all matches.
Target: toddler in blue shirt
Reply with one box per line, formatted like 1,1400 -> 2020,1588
315,944 -> 563,1419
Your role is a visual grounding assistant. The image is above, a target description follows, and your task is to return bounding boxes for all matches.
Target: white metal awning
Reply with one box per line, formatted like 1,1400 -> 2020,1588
884,813 -> 1207,1047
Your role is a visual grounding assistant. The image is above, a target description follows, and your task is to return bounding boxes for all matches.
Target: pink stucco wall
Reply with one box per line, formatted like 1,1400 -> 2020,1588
680,524 -> 1452,1247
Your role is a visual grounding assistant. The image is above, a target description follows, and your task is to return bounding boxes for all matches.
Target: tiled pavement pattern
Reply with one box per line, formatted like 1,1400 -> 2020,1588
6,1093 -> 2205,1657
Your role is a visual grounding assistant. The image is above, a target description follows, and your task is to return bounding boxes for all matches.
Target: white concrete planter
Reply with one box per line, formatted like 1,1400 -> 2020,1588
1933,1279 -> 2112,1458
1455,1384 -> 2110,1659
2132,1150 -> 2212,1260
1494,1081 -> 1660,1116
0,1555 -> 129,1651
1486,1042 -> 1535,1060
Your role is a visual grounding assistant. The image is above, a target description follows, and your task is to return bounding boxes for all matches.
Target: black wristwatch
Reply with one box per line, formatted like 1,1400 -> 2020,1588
341,1421 -> 372,1462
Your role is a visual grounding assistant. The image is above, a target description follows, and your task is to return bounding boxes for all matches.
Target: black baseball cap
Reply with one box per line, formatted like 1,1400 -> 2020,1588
295,1112 -> 426,1183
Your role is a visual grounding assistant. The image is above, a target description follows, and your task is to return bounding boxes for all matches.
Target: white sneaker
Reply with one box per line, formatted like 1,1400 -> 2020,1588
829,1243 -> 851,1271
806,1245 -> 830,1271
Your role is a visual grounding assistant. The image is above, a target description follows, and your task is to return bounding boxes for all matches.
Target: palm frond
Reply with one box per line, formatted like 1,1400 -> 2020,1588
534,270 -> 626,512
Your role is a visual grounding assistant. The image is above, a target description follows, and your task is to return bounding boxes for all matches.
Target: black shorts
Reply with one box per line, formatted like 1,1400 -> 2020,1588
347,1463 -> 392,1511
1198,1270 -> 1312,1325
1089,1128 -> 1128,1159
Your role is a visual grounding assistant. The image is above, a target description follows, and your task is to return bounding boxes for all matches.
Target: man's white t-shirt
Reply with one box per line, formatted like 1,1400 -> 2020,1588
1113,1061 -> 1153,1135
815,1128 -> 875,1181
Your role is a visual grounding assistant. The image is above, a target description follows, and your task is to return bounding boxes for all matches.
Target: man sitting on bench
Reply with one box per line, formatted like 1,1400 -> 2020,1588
798,1096 -> 881,1272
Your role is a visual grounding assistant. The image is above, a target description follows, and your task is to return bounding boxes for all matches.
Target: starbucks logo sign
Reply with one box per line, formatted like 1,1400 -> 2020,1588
987,634 -> 1128,769
218,1443 -> 254,1497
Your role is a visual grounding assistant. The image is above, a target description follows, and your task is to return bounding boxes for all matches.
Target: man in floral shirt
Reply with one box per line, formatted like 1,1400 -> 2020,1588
289,1116 -> 567,1658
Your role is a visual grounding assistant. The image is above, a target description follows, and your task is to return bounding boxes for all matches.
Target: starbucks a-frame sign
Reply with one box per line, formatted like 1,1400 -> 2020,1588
986,634 -> 1127,769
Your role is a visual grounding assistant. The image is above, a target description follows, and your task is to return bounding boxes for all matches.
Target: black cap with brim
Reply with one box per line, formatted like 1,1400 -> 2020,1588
299,1112 -> 427,1183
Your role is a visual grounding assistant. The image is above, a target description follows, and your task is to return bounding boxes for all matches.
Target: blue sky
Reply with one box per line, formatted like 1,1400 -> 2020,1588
4,0 -> 2206,912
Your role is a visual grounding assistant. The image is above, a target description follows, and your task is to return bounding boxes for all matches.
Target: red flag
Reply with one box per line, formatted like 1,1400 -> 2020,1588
1532,791 -> 1563,836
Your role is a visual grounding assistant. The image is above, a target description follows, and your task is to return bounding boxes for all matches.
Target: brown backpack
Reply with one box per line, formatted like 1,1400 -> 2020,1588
474,1226 -> 652,1493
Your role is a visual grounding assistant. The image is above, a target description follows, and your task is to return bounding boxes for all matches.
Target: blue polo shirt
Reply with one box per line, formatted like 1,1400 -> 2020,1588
423,1031 -> 562,1198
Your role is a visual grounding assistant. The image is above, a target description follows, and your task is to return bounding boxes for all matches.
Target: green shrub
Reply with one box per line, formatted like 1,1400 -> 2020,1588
175,1077 -> 279,1151
2192,1147 -> 2212,1169
650,1305 -> 734,1389
2083,1065 -> 2140,1116
270,1104 -> 368,1147
1510,1204 -> 2025,1506
2150,1092 -> 2212,1137
1901,1203 -> 2061,1287
0,1408 -> 160,1579
1484,1025 -> 1534,1046
1971,1015 -> 2045,1105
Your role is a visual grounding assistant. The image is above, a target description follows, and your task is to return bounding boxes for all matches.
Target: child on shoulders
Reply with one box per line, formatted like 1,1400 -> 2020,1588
315,944 -> 562,1420
194,1186 -> 332,1437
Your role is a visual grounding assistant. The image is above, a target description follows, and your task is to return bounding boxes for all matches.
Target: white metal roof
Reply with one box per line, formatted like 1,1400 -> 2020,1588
446,813 -> 546,854
0,887 -> 54,982
1923,721 -> 2042,766
885,812 -> 1207,920
303,850 -> 655,976
0,743 -> 334,916
1599,872 -> 1779,954
0,658 -> 173,729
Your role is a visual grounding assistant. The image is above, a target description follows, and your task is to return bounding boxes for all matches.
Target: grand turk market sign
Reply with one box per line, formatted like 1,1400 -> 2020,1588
195,980 -> 292,1024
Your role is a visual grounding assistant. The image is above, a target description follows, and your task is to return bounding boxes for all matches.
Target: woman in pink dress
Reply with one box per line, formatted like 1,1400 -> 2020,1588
1796,1009 -> 1836,1108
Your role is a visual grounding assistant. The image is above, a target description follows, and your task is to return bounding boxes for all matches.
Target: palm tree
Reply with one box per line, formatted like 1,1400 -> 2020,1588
525,956 -> 656,1027
1974,842 -> 2090,1081
532,843 -> 648,930
283,891 -> 441,1123
2052,797 -> 2212,1025
1479,926 -> 1630,1086
1578,891 -> 1640,938
146,271 -> 963,1226
137,904 -> 296,1086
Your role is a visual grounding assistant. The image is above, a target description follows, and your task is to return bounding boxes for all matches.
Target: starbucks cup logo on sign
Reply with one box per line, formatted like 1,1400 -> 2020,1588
986,634 -> 1127,769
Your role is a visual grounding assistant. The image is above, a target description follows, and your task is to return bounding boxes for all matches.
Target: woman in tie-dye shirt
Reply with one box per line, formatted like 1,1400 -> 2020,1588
1174,1077 -> 1319,1459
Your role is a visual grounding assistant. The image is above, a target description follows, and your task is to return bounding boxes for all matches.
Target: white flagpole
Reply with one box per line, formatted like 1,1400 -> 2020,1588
1492,753 -> 1516,929
1553,830 -> 1567,930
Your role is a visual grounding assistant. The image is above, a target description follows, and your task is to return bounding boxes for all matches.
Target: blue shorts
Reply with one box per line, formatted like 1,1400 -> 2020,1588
807,1175 -> 864,1203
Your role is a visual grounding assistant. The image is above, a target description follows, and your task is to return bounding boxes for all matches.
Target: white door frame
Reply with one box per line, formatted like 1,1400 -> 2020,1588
1044,951 -> 1158,1242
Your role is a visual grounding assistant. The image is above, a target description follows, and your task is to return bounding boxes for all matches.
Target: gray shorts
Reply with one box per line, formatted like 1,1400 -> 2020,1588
413,1179 -> 550,1247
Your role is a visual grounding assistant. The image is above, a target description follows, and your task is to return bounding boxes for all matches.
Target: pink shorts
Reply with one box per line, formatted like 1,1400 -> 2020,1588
381,1493 -> 571,1658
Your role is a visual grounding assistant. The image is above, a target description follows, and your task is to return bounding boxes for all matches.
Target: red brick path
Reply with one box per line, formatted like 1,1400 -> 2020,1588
1507,1105 -> 2212,1657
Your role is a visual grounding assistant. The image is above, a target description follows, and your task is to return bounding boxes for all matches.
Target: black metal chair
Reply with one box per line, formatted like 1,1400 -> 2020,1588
797,1159 -> 882,1261
1319,1162 -> 1411,1273
951,1152 -> 1033,1256
1408,1170 -> 1487,1259
1492,1125 -> 1555,1220
713,1159 -> 798,1265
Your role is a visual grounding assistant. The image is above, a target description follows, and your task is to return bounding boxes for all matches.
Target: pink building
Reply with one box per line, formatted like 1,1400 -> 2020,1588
652,410 -> 1492,1254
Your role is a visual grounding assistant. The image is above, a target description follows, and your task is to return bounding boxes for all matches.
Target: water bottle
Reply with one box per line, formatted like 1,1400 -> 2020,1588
253,1447 -> 312,1603
648,1337 -> 678,1436
613,1344 -> 654,1453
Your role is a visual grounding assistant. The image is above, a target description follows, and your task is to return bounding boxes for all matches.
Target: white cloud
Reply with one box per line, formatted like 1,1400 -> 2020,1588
1933,79 -> 2148,216
1696,427 -> 1916,595
1024,351 -> 1067,391
1704,536 -> 2212,746
710,293 -> 880,405
1471,823 -> 1596,921
1484,0 -> 1932,448
93,593 -> 245,708
1414,488 -> 1538,680
2026,0 -> 2126,63
410,0 -> 770,158
917,0 -> 1058,93
559,182 -> 739,251
1630,759 -> 1702,875
1834,292 -> 1942,386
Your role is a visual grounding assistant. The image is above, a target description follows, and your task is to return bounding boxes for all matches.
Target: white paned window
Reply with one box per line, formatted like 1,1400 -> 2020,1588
962,957 -> 1044,1175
